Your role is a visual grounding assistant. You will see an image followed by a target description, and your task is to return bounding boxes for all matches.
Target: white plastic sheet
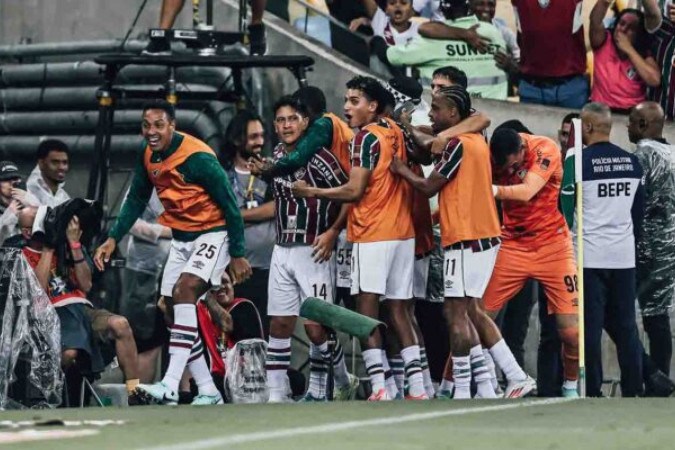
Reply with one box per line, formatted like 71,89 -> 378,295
0,249 -> 63,409
224,338 -> 268,404
634,139 -> 675,317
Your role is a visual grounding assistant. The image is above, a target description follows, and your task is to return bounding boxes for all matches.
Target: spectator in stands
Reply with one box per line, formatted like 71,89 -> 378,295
18,206 -> 147,404
573,102 -> 645,397
349,0 -> 419,46
387,0 -> 508,100
558,113 -> 580,157
27,139 -> 71,208
413,0 -> 442,19
629,101 -> 675,379
0,161 -> 38,247
414,0 -> 518,92
510,0 -> 588,108
353,0 -> 420,78
121,189 -> 172,382
589,0 -> 661,112
220,110 -> 275,338
646,0 -> 675,119
143,0 -> 268,55
473,0 -> 519,79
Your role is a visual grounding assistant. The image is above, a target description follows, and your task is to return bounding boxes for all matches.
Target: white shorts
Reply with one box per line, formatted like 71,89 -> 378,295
413,255 -> 431,300
335,229 -> 352,289
268,245 -> 336,317
161,231 -> 230,297
443,243 -> 500,299
350,238 -> 414,300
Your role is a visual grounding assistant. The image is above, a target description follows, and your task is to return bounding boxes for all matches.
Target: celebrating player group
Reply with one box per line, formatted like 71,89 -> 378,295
94,68 -> 580,404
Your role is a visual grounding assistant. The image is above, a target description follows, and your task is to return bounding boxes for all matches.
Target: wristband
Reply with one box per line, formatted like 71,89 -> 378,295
69,242 -> 82,250
72,257 -> 86,264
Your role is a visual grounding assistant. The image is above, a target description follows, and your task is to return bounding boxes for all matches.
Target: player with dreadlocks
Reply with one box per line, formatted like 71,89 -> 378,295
390,85 -> 535,399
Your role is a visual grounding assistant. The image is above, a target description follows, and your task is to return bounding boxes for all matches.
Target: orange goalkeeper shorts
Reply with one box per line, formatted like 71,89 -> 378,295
482,236 -> 578,315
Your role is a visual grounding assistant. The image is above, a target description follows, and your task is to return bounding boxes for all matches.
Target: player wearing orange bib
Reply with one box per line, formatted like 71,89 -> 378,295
390,85 -> 535,399
94,100 -> 252,405
487,128 -> 580,398
293,76 -> 428,401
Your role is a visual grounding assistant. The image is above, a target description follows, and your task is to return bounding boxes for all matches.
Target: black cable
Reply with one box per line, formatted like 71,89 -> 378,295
119,0 -> 150,52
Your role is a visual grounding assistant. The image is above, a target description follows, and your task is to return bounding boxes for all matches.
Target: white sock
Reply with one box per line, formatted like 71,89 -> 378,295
489,339 -> 527,382
420,347 -> 435,398
362,349 -> 385,393
266,336 -> 291,396
470,345 -> 496,399
452,355 -> 471,399
381,351 -> 399,398
308,342 -> 328,398
401,345 -> 426,397
330,339 -> 350,388
563,380 -> 578,391
162,304 -> 198,393
388,354 -> 405,393
483,348 -> 499,391
187,336 -> 219,396
439,378 -> 454,394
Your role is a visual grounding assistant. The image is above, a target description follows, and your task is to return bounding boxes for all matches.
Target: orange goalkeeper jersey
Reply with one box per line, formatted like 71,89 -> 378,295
494,133 -> 568,244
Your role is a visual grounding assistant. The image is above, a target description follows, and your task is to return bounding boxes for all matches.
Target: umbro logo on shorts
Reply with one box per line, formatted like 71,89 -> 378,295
192,260 -> 205,270
445,280 -> 454,289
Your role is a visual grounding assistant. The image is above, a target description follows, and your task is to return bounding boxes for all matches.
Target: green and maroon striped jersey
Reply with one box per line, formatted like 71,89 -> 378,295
272,143 -> 348,245
648,17 -> 675,119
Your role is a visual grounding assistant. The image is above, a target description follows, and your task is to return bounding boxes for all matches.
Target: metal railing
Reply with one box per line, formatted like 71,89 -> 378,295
290,0 -> 370,41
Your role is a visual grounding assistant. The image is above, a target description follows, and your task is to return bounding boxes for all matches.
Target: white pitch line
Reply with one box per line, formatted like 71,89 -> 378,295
141,398 -> 575,450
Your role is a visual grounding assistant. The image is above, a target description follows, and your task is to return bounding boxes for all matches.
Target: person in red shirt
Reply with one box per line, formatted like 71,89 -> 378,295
486,128 -> 580,397
512,0 -> 589,108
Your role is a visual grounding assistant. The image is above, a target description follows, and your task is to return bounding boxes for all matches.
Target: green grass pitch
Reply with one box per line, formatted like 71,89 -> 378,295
1,398 -> 674,449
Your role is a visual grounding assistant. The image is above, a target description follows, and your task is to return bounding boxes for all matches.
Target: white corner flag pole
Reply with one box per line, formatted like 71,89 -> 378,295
572,117 -> 585,398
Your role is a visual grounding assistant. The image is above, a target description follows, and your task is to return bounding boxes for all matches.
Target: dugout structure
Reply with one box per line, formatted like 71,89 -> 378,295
88,52 -> 314,209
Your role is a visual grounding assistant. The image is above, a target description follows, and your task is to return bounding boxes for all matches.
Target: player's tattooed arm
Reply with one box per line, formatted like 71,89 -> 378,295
390,154 -> 447,197
205,296 -> 234,334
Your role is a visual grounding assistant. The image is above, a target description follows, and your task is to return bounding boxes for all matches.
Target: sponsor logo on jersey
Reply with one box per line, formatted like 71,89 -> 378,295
626,67 -> 637,80
152,169 -> 160,177
192,260 -> 205,270
445,43 -> 502,57
287,215 -> 297,230
293,168 -> 307,179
